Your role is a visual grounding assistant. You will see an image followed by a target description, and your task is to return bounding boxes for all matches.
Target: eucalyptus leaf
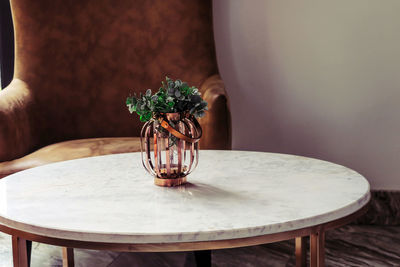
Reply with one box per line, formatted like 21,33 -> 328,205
175,80 -> 182,87
126,76 -> 208,122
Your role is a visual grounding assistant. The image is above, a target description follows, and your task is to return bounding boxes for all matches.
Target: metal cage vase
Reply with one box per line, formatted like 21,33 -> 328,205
140,112 -> 202,187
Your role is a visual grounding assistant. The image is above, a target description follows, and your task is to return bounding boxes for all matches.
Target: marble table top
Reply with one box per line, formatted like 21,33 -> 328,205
0,150 -> 370,244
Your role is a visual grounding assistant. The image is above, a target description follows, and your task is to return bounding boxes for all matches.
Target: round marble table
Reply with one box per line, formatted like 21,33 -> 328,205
0,150 -> 370,267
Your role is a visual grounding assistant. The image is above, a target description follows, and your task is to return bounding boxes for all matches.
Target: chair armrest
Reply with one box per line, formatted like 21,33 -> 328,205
198,74 -> 232,150
0,79 -> 37,162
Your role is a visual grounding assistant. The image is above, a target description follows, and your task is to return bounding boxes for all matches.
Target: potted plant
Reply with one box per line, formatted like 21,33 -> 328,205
126,77 -> 207,186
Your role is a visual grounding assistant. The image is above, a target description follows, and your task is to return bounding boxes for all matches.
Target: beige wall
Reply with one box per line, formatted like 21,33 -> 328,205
213,0 -> 400,190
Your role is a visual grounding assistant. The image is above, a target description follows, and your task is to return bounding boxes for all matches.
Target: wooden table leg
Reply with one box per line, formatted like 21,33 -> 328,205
194,250 -> 211,267
12,236 -> 28,267
310,231 -> 325,267
295,236 -> 307,267
62,247 -> 74,267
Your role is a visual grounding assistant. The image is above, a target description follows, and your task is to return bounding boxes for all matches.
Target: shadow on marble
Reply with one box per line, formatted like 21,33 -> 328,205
1,225 -> 399,267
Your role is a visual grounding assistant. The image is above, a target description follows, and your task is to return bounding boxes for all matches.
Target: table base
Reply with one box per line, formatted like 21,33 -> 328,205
4,205 -> 368,267
10,234 -> 326,267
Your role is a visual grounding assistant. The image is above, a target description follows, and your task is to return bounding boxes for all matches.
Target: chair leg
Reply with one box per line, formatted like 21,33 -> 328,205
62,247 -> 74,267
12,236 -> 28,267
194,250 -> 211,267
26,240 -> 32,267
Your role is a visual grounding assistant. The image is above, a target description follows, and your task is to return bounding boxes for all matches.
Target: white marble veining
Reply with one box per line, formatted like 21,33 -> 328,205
0,150 -> 370,244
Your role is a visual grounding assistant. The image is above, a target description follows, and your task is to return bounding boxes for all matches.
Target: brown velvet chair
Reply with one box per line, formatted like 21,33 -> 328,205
0,0 -> 231,265
0,0 -> 231,179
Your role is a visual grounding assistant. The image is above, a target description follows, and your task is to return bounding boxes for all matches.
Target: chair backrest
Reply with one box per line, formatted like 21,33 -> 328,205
1,0 -> 14,88
10,0 -> 218,146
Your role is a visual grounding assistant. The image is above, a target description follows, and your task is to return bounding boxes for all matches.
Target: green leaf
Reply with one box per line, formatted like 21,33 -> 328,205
140,112 -> 152,122
127,77 -> 207,120
197,111 -> 205,118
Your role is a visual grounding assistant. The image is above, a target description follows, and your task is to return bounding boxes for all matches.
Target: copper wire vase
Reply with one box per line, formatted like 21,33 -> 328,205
140,112 -> 202,187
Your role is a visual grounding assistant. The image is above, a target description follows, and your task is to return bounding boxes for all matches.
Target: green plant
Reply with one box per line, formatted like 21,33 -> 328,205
126,77 -> 208,122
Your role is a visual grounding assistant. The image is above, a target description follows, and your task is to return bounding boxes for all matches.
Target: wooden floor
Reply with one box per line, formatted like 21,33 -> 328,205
0,225 -> 399,266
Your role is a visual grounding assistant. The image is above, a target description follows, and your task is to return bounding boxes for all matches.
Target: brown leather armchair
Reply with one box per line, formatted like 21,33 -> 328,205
0,0 -> 231,179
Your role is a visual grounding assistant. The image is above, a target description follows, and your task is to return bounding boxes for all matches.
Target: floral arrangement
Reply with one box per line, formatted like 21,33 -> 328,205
126,77 -> 208,122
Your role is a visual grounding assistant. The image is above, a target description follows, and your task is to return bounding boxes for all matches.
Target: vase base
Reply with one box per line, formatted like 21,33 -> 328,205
154,176 -> 187,187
